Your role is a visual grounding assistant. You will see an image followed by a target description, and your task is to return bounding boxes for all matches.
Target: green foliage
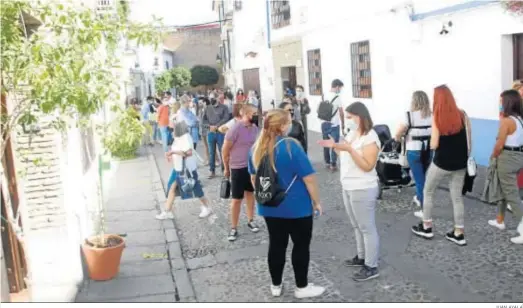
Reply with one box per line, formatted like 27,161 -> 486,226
103,106 -> 144,160
154,70 -> 174,93
0,0 -> 163,159
171,66 -> 192,89
190,65 -> 220,87
155,66 -> 191,93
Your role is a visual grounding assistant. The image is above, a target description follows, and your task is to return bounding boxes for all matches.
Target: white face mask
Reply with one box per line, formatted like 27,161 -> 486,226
346,118 -> 359,131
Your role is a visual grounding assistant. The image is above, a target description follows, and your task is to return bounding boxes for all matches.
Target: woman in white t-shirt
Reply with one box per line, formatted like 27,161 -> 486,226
394,91 -> 432,218
318,102 -> 381,282
218,103 -> 243,134
156,121 -> 212,220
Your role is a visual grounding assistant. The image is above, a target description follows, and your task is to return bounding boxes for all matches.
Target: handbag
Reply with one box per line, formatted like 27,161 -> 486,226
178,158 -> 195,194
398,112 -> 410,168
220,177 -> 231,199
463,110 -> 476,177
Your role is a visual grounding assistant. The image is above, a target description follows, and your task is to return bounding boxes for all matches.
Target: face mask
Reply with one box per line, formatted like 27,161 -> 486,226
289,110 -> 295,117
250,115 -> 259,125
499,105 -> 504,112
336,88 -> 343,94
346,118 -> 359,131
296,92 -> 304,99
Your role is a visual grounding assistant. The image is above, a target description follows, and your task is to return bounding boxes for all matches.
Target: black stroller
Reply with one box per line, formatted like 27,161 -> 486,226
374,125 -> 414,199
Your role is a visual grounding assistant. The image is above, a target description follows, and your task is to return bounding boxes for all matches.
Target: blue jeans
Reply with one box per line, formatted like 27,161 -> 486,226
160,126 -> 170,153
407,150 -> 432,208
207,131 -> 225,173
321,122 -> 340,167
152,122 -> 161,141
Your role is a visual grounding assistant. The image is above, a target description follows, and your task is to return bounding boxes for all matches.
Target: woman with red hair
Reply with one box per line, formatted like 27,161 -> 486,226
411,85 -> 471,246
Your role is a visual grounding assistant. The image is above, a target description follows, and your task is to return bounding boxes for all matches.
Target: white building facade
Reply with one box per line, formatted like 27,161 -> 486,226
225,0 -> 523,166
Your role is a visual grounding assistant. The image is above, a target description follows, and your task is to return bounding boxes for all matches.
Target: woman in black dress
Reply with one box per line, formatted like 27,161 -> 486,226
279,102 -> 307,152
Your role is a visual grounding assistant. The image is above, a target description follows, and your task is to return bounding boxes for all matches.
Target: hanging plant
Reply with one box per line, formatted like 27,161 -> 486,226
502,1 -> 523,16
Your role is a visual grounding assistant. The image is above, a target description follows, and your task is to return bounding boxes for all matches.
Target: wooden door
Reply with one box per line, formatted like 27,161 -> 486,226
1,92 -> 27,294
242,68 -> 261,95
288,66 -> 297,90
514,33 -> 523,80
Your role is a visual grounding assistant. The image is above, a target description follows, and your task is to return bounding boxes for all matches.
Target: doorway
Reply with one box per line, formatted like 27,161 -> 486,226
281,66 -> 297,96
514,33 -> 523,80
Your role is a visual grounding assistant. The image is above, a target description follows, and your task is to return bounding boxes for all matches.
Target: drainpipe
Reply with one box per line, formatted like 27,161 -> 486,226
266,0 -> 271,49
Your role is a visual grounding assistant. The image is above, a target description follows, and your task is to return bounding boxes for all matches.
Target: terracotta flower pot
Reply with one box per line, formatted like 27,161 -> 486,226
81,234 -> 125,281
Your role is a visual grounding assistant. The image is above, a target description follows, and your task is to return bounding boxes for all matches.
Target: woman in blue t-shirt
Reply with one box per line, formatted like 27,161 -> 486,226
248,109 -> 324,299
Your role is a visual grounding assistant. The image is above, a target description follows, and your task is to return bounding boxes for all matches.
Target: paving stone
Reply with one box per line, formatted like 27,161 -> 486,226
161,220 -> 175,230
165,228 -> 179,243
186,255 -> 217,270
168,242 -> 186,270
172,269 -> 195,299
124,230 -> 166,246
84,275 -> 175,301
121,245 -> 168,263
118,260 -> 171,278
106,219 -> 162,234
108,293 -> 176,302
105,196 -> 156,212
105,210 -> 158,222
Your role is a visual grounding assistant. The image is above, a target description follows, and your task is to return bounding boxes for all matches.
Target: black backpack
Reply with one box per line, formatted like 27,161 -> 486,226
317,95 -> 339,121
254,138 -> 298,207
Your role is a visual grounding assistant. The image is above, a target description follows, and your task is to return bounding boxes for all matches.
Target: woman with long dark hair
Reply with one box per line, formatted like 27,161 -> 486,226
411,85 -> 471,246
279,102 -> 307,152
487,89 -> 523,244
318,102 -> 381,281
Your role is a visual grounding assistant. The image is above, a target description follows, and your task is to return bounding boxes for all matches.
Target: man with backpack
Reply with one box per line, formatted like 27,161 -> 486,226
317,79 -> 345,171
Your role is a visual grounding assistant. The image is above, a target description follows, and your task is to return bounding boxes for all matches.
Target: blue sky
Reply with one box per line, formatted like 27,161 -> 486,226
129,0 -> 217,26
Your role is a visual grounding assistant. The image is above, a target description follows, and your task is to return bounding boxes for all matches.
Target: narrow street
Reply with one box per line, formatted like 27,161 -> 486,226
147,132 -> 522,302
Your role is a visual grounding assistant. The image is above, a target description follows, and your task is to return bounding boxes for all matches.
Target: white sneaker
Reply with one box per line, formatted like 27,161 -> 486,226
517,219 -> 523,234
414,210 -> 423,219
487,219 -> 506,230
294,283 -> 325,299
413,196 -> 421,207
270,284 -> 283,297
510,235 -> 523,244
155,211 -> 174,220
199,206 -> 211,218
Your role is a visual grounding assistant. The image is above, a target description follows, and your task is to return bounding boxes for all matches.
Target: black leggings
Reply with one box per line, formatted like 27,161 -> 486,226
264,216 -> 313,288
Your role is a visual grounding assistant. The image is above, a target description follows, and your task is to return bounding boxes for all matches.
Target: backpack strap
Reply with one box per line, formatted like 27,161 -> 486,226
273,138 -> 298,193
330,95 -> 339,119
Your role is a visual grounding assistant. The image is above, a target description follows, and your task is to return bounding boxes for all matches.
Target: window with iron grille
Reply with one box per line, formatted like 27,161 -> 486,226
350,40 -> 372,99
234,1 -> 242,11
307,49 -> 323,96
271,1 -> 291,29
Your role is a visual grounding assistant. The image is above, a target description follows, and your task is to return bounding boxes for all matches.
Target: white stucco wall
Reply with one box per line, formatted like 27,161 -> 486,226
297,2 -> 523,135
230,0 -> 275,111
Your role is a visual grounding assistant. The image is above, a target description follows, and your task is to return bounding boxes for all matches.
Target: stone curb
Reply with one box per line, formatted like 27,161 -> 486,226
147,147 -> 196,302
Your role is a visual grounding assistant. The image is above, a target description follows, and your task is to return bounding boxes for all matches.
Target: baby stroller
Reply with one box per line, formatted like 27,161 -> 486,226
374,125 -> 414,199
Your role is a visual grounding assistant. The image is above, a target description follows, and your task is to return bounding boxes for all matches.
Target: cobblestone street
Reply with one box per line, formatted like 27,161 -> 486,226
73,132 -> 523,303
150,132 -> 523,303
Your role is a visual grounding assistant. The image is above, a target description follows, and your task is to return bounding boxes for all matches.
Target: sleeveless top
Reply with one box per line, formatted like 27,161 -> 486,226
433,124 -> 468,171
505,116 -> 523,147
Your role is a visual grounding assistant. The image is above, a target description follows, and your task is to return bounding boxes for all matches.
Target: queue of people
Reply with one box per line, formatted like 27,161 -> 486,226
136,78 -> 522,299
